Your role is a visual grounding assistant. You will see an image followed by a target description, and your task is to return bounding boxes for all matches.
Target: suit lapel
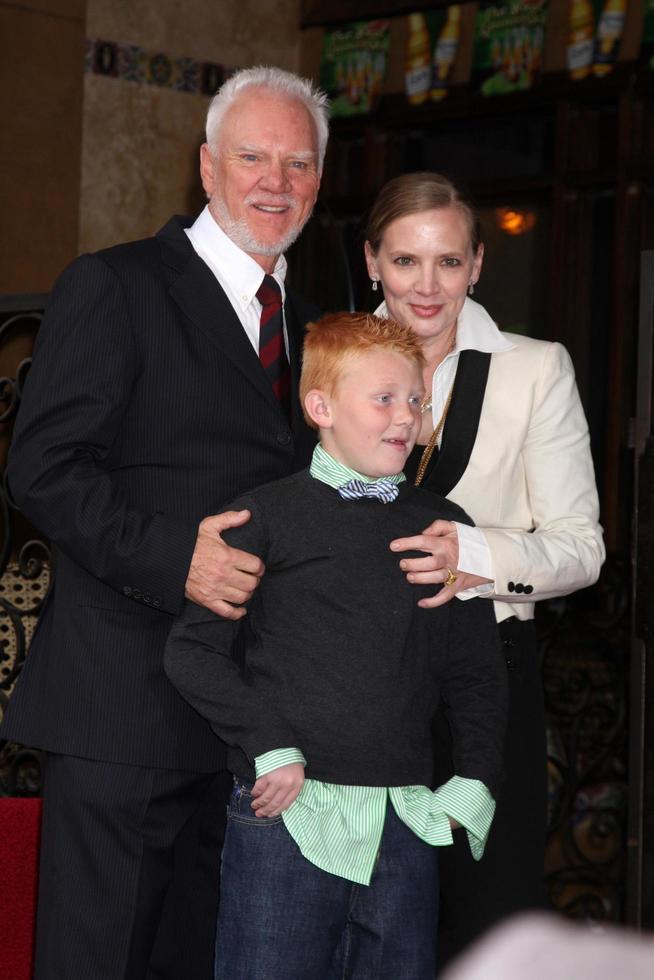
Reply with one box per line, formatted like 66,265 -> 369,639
423,350 -> 492,496
157,216 -> 287,419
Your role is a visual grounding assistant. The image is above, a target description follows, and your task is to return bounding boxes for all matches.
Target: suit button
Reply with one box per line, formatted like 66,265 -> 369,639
514,583 -> 524,594
152,596 -> 162,608
123,586 -> 132,596
506,658 -> 517,670
133,589 -> 143,601
503,637 -> 515,648
524,585 -> 533,594
143,593 -> 151,604
507,582 -> 515,593
276,432 -> 291,446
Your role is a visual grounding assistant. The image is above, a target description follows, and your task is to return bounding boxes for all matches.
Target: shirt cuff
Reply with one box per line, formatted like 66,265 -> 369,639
387,785 -> 454,848
453,522 -> 496,601
433,775 -> 496,861
254,747 -> 307,779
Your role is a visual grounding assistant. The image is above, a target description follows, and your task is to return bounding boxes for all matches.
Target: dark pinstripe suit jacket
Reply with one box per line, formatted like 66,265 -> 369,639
1,215 -> 318,772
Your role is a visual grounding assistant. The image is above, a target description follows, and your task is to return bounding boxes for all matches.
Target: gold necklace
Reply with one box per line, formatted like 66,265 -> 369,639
420,329 -> 457,415
414,383 -> 455,487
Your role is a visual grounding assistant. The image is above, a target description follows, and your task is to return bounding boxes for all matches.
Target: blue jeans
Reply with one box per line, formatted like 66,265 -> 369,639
214,778 -> 439,980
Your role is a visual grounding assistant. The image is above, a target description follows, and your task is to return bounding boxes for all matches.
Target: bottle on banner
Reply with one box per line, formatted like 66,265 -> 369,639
430,6 -> 461,102
405,13 -> 431,105
567,0 -> 595,80
592,0 -> 627,77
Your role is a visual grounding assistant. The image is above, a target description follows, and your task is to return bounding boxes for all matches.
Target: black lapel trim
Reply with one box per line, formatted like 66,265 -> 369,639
421,349 -> 491,496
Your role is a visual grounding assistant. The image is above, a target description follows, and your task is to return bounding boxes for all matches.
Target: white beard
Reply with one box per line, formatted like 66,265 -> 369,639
211,198 -> 311,258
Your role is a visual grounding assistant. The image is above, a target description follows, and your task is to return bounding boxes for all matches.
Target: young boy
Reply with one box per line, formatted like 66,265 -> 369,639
164,313 -> 507,980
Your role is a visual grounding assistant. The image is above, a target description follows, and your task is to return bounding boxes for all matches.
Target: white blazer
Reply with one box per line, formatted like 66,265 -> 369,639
444,302 -> 605,622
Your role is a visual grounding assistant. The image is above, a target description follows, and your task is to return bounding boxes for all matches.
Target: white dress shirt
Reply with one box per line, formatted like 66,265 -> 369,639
375,298 -> 514,596
185,205 -> 288,355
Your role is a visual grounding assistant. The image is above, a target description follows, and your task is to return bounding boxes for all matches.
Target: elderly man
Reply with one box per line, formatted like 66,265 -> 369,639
1,66 -> 328,979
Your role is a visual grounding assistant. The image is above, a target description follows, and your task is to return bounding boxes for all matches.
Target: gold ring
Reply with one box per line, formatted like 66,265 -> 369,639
444,568 -> 458,587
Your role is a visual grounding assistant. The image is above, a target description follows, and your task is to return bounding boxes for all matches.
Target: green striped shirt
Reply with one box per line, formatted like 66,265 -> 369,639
253,444 -> 495,885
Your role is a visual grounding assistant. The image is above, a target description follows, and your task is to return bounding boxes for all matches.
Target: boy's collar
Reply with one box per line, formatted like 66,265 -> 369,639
310,443 -> 406,490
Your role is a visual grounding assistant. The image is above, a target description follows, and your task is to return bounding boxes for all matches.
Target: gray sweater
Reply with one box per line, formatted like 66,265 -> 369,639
164,470 -> 507,793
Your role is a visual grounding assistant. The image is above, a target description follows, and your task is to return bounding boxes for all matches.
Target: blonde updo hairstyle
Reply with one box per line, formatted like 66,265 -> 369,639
365,171 -> 482,257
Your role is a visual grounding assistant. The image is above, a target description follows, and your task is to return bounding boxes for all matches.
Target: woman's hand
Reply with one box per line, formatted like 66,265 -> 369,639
391,519 -> 491,608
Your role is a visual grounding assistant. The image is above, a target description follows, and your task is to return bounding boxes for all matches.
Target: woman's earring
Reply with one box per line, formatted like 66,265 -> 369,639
371,278 -> 379,292
468,280 -> 475,296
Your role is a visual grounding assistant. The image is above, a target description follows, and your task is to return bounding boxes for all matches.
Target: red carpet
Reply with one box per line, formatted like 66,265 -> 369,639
0,798 -> 42,980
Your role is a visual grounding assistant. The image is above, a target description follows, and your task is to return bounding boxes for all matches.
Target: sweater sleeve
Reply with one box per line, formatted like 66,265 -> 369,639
164,498 -> 299,759
438,593 -> 508,798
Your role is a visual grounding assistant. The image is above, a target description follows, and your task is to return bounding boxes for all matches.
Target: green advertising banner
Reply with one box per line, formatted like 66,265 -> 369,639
473,0 -> 548,97
320,20 -> 390,117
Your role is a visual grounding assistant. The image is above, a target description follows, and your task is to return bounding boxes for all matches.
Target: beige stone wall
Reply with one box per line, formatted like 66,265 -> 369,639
86,0 -> 300,61
0,0 -> 85,294
79,0 -> 304,253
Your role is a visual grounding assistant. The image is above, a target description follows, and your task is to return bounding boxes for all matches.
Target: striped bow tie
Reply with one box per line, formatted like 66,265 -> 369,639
337,478 -> 399,504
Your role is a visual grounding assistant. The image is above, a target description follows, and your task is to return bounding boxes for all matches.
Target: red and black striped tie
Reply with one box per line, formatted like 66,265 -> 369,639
257,275 -> 290,413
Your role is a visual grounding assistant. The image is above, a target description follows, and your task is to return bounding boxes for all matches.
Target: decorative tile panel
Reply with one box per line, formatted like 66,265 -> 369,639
85,38 -> 227,95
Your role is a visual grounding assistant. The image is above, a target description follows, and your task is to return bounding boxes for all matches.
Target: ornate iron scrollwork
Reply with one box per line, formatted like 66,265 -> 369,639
0,303 -> 48,797
542,557 -> 630,923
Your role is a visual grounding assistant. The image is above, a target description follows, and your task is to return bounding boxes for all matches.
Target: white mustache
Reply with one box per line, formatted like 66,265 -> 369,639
245,194 -> 297,209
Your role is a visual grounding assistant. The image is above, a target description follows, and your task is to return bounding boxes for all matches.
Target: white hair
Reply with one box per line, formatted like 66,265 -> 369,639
205,66 -> 330,174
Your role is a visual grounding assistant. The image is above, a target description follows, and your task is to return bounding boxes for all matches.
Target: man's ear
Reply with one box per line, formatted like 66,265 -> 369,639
199,143 -> 216,199
304,389 -> 332,428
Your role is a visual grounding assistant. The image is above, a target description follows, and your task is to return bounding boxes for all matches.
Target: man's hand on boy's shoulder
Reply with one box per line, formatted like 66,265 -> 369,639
185,510 -> 265,619
250,763 -> 305,818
